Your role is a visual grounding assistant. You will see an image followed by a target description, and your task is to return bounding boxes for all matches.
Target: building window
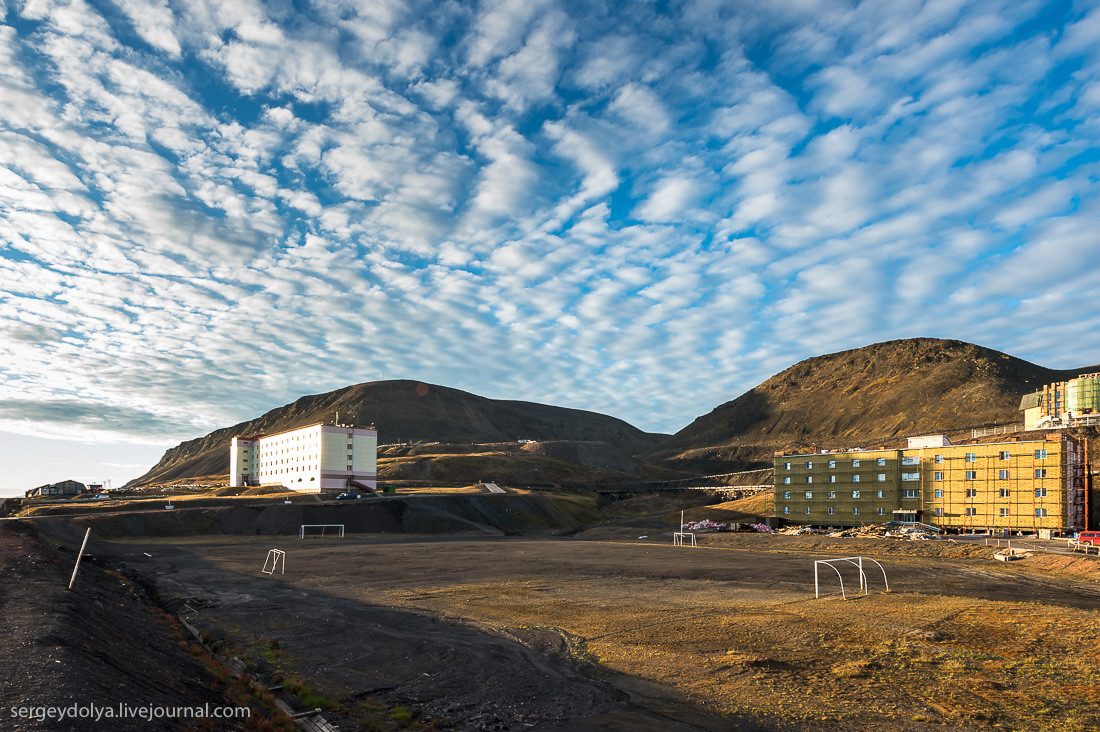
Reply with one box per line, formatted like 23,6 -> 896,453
805,461 -> 813,469
934,508 -> 944,517
1035,449 -> 1047,459
852,490 -> 861,499
806,476 -> 813,483
965,471 -> 977,480
1035,508 -> 1048,517
965,488 -> 977,498
783,491 -> 791,499
827,506 -> 836,515
1035,468 -> 1047,479
903,489 -> 918,499
1035,487 -> 1047,498
783,506 -> 790,515
934,454 -> 944,463
877,457 -> 886,466
805,491 -> 813,499
877,490 -> 885,499
901,456 -> 919,465
876,473 -> 886,482
828,460 -> 836,468
877,507 -> 886,516
827,491 -> 836,499
965,453 -> 976,462
784,462 -> 791,470
998,470 -> 1010,480
934,489 -> 943,498
999,451 -> 1010,460
829,475 -> 837,483
805,507 -> 812,514
852,507 -> 861,515
902,472 -> 920,481
999,488 -> 1011,498
965,507 -> 977,516
852,459 -> 861,467
1000,508 -> 1010,517
934,471 -> 944,481
853,475 -> 861,482
783,477 -> 791,484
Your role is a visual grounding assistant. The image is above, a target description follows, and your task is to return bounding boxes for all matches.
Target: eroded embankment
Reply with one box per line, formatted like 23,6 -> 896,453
0,523 -> 274,731
18,493 -> 601,544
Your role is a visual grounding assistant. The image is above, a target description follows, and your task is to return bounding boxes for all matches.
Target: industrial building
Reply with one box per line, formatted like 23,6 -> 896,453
1021,373 -> 1100,429
774,434 -> 1087,535
230,422 -> 378,493
24,480 -> 88,499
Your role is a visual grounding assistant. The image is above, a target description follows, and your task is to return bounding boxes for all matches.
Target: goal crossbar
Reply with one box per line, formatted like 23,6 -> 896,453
262,549 -> 285,575
299,524 -> 345,538
673,531 -> 697,547
814,556 -> 889,599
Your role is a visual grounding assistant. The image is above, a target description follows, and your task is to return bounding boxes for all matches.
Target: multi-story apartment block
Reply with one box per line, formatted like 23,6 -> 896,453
775,434 -> 1087,534
231,422 -> 378,493
1021,373 -> 1100,429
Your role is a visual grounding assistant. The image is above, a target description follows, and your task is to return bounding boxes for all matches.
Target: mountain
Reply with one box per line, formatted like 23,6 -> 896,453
653,338 -> 1094,473
127,380 -> 666,487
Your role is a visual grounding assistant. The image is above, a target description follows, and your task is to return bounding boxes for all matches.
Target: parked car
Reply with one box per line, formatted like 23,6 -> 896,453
92,494 -> 109,500
335,492 -> 361,500
1071,531 -> 1100,546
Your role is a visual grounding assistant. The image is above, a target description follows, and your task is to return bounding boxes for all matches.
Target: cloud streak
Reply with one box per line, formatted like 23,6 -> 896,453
0,0 -> 1097,463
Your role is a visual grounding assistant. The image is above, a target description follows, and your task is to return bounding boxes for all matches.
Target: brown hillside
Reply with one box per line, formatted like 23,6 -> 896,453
655,338 -> 1092,473
128,380 -> 665,487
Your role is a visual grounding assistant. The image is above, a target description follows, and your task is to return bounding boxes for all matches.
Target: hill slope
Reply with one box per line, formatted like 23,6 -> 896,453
129,380 -> 665,487
655,338 -> 1092,472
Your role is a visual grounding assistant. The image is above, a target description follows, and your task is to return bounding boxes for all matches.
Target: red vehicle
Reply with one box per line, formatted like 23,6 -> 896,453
1070,531 -> 1100,547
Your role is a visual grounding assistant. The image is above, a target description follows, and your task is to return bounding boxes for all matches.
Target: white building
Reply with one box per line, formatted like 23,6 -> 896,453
230,422 -> 378,493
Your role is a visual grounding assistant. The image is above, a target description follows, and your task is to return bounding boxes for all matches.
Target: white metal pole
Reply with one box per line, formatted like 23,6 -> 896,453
68,527 -> 91,590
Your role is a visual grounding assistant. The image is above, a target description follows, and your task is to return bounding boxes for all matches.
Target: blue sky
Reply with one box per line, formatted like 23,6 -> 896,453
2,0 -> 1100,495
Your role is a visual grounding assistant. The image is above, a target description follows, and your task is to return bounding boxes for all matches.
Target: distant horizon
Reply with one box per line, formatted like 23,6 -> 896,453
4,335 -> 1095,497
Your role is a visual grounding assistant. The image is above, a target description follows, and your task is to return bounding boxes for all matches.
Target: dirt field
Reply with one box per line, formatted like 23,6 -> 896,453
8,489 -> 1100,731
91,531 -> 1100,731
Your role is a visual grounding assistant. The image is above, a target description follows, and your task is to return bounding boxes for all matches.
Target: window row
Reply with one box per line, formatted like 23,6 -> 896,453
932,507 -> 1049,518
782,506 -> 889,516
782,489 -> 919,499
933,469 -> 1048,480
783,449 -> 1052,471
932,487 -> 1048,499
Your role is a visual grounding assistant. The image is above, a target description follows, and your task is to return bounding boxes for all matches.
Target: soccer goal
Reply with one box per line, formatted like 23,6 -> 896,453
673,532 -> 697,546
262,549 -> 285,575
813,556 -> 889,599
299,524 -> 345,538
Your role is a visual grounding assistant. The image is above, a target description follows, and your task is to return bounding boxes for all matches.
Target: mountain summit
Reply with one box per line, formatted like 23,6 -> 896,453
652,338 -> 1092,472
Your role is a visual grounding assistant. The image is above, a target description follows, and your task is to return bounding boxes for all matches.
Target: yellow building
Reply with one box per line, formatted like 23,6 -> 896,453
775,434 -> 1087,534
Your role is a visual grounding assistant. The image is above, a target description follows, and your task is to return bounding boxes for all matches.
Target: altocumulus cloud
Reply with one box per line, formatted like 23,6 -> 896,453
1,0 -> 1099,443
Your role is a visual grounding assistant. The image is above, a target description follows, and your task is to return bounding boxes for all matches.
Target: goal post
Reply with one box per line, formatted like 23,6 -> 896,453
814,556 -> 889,599
673,532 -> 697,547
299,524 -> 345,538
262,549 -> 285,575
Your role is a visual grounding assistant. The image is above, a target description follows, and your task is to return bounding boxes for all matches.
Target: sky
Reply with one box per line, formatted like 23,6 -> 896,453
2,0 -> 1100,495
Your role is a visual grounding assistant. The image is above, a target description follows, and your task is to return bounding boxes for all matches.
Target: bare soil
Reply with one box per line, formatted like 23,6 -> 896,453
93,531 -> 1100,731
8,490 -> 1100,731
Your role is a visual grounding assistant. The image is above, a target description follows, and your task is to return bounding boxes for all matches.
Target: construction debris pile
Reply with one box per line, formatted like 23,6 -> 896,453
681,519 -> 729,532
776,525 -> 940,541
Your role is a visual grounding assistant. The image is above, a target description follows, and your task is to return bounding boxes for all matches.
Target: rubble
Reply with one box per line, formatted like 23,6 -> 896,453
680,519 -> 729,532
